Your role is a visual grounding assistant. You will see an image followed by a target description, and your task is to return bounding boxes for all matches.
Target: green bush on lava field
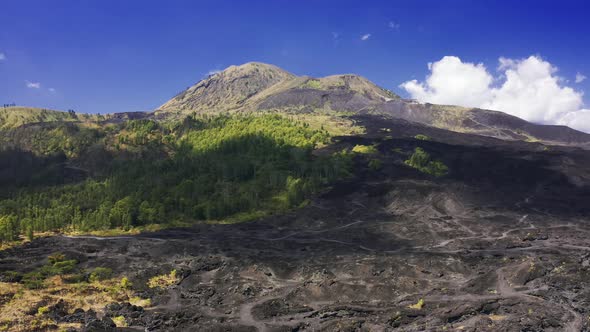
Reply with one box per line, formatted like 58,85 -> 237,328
404,147 -> 448,177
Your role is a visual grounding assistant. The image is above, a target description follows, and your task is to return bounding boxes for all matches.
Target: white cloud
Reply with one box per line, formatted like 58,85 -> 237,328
388,21 -> 400,30
559,109 -> 590,133
576,72 -> 586,83
26,81 -> 41,89
400,56 -> 493,107
48,88 -> 56,93
0,53 -> 5,61
360,34 -> 371,41
400,55 -> 590,132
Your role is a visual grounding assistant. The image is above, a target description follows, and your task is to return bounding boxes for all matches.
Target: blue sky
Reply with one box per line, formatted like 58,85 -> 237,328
1,0 -> 589,127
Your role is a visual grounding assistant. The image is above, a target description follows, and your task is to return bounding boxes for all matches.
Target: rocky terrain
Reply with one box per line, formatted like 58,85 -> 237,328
2,113 -> 590,331
2,63 -> 590,331
157,62 -> 590,148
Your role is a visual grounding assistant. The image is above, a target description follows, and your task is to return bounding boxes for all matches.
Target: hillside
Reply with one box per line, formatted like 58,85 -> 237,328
0,107 -> 92,130
1,63 -> 590,331
157,62 -> 399,116
2,112 -> 590,331
156,62 -> 590,147
158,62 -> 296,115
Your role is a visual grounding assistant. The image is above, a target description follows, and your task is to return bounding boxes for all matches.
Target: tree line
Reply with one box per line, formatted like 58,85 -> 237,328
0,114 -> 352,242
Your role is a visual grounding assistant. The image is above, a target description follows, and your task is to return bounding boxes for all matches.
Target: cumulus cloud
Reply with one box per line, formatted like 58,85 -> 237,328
26,81 -> 41,89
0,53 -> 5,61
576,72 -> 586,83
559,109 -> 590,133
400,55 -> 590,132
360,34 -> 371,41
48,87 -> 56,93
400,56 -> 493,107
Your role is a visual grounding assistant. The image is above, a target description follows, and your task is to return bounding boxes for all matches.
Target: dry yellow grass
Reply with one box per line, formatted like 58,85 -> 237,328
0,275 -> 135,332
148,269 -> 179,289
408,298 -> 425,310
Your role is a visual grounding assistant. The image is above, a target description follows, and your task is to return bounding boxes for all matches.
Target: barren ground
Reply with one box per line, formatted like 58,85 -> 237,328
2,116 -> 590,331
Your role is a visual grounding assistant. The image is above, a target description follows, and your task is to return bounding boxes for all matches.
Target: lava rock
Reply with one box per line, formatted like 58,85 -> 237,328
84,317 -> 116,331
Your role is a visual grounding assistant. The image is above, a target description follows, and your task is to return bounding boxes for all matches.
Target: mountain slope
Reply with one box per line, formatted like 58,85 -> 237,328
157,62 -> 590,147
0,107 -> 91,130
157,62 -> 400,116
375,101 -> 590,145
158,62 -> 296,115
3,110 -> 590,332
4,63 -> 589,146
3,64 -> 590,332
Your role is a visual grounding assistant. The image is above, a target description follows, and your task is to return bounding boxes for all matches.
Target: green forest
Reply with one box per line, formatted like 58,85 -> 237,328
0,114 -> 352,242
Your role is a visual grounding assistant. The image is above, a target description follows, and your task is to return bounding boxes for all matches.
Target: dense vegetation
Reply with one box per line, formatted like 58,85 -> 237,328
0,114 -> 352,242
404,147 -> 448,177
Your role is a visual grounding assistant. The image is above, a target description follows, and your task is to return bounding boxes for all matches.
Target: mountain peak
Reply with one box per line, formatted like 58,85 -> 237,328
223,61 -> 291,74
158,62 -> 295,114
154,62 -> 589,146
157,62 -> 400,115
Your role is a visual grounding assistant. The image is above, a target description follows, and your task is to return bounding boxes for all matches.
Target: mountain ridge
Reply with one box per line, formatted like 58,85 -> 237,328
3,62 -> 590,147
3,63 -> 590,332
155,62 -> 590,147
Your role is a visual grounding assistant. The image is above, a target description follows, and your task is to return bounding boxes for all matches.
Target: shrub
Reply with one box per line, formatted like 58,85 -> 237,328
22,272 -> 45,289
405,148 -> 448,177
112,316 -> 128,327
408,298 -> 425,309
63,273 -> 86,284
427,161 -> 449,177
0,271 -> 22,282
129,296 -> 151,307
148,269 -> 179,289
26,227 -> 34,242
89,267 -> 113,283
352,144 -> 378,154
303,79 -> 322,89
120,276 -> 132,289
42,259 -> 77,275
414,134 -> 430,141
36,306 -> 49,316
48,253 -> 65,265
286,177 -> 306,207
21,255 -> 79,289
368,158 -> 383,171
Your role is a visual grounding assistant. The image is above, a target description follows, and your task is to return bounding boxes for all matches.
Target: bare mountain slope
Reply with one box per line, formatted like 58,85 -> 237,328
376,101 -> 590,145
157,62 -> 296,116
157,62 -> 400,116
157,62 -> 590,147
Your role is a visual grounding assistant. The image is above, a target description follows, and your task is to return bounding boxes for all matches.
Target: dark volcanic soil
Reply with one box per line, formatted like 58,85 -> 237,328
2,116 -> 590,332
